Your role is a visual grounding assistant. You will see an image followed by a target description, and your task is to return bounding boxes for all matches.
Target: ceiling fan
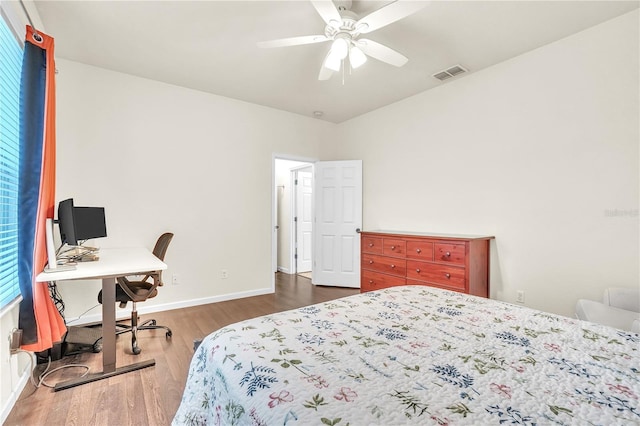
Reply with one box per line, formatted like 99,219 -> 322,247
257,0 -> 426,80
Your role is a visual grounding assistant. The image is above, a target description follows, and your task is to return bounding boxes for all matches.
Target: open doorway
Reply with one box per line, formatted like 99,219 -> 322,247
274,157 -> 314,279
272,156 -> 362,289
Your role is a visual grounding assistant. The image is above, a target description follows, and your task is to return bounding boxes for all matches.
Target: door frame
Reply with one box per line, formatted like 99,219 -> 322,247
272,153 -> 317,290
290,165 -> 314,275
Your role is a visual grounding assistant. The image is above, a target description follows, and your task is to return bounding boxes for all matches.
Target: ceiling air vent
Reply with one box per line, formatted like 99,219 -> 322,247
433,64 -> 468,81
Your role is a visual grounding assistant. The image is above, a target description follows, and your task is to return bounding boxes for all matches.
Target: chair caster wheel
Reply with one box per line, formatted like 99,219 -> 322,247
133,346 -> 141,355
150,320 -> 157,326
166,331 -> 172,338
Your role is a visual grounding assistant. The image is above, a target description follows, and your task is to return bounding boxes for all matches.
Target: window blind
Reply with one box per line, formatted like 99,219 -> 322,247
0,15 -> 22,310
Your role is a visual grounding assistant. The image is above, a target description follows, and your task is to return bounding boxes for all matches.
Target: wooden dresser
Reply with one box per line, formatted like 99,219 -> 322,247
360,231 -> 494,297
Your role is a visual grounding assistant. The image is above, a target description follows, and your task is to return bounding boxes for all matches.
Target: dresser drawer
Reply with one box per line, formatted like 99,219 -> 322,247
361,270 -> 406,292
383,239 -> 406,257
406,260 -> 465,288
362,236 -> 383,254
362,253 -> 406,277
406,241 -> 433,260
434,243 -> 466,265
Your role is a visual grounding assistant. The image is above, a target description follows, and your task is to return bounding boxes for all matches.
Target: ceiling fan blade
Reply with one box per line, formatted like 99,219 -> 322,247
311,0 -> 342,26
357,39 -> 408,67
356,0 -> 426,34
318,65 -> 334,81
257,35 -> 329,48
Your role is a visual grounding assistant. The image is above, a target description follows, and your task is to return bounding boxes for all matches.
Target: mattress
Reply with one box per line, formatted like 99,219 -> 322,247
173,285 -> 640,425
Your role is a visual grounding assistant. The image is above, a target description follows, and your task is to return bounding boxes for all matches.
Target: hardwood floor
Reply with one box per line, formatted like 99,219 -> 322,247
4,273 -> 358,425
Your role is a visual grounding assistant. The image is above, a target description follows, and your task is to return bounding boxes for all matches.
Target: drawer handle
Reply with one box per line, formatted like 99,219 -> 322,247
390,264 -> 395,269
445,273 -> 451,279
369,260 -> 374,264
416,248 -> 421,253
390,245 -> 396,250
445,251 -> 451,257
416,268 -> 421,273
368,243 -> 374,247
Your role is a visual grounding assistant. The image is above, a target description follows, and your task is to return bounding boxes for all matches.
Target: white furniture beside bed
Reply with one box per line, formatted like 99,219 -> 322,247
361,231 -> 494,296
36,247 -> 167,391
174,285 -> 639,425
575,287 -> 640,333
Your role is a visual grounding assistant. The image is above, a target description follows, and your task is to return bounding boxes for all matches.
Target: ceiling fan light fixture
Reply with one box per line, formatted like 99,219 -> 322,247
349,45 -> 367,69
330,38 -> 349,59
324,52 -> 342,72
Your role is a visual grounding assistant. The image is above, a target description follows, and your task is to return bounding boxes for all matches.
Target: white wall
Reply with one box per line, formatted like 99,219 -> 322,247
329,10 -> 639,317
53,60 -> 334,321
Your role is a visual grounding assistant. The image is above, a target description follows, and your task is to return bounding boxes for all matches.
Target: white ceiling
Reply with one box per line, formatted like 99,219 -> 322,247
35,0 -> 639,123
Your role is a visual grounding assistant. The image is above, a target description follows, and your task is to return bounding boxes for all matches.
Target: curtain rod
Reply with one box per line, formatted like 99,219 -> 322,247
18,0 -> 42,42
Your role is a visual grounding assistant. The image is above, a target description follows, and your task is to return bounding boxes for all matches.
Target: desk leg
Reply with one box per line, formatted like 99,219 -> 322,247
102,277 -> 116,373
54,277 -> 155,391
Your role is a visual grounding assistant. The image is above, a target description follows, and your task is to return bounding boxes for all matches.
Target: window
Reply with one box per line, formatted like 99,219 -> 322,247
0,14 -> 22,311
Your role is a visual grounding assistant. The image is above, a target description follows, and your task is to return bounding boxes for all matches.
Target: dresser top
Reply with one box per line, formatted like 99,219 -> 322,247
361,230 -> 495,241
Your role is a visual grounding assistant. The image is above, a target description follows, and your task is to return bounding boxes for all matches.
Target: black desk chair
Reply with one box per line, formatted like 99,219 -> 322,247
98,232 -> 174,355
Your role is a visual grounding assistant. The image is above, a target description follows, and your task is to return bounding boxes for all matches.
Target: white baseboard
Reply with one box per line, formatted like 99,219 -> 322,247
1,352 -> 33,424
66,286 -> 275,326
277,266 -> 290,273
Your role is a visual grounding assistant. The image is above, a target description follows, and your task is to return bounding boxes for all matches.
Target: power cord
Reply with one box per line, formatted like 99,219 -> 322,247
10,322 -> 92,392
48,280 -> 65,320
11,349 -> 90,390
64,303 -> 100,325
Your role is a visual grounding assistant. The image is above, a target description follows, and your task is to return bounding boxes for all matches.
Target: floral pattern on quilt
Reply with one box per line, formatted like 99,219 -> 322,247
173,286 -> 640,425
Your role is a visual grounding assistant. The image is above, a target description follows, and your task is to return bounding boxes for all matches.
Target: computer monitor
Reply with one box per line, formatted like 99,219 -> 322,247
57,198 -> 107,247
74,207 -> 107,242
57,198 -> 77,246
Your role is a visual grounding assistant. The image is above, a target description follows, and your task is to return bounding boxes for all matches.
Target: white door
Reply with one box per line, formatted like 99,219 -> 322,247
313,160 -> 362,288
296,170 -> 313,273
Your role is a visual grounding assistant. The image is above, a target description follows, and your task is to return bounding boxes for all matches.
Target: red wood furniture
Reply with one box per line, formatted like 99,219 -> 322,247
360,231 -> 494,297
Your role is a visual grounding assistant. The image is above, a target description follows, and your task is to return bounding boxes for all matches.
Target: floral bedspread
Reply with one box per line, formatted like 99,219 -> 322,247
173,285 -> 640,425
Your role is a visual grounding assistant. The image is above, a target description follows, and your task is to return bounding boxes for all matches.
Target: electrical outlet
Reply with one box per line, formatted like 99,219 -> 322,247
172,274 -> 180,285
516,290 -> 525,304
221,269 -> 228,279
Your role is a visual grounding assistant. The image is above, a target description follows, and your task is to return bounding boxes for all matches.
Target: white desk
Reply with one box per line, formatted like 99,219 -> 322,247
36,247 -> 167,391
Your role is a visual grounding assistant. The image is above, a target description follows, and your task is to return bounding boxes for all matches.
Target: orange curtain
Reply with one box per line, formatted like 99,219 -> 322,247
18,26 -> 66,352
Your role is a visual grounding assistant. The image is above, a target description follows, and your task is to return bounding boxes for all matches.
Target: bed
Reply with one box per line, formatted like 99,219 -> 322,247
173,286 -> 640,425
